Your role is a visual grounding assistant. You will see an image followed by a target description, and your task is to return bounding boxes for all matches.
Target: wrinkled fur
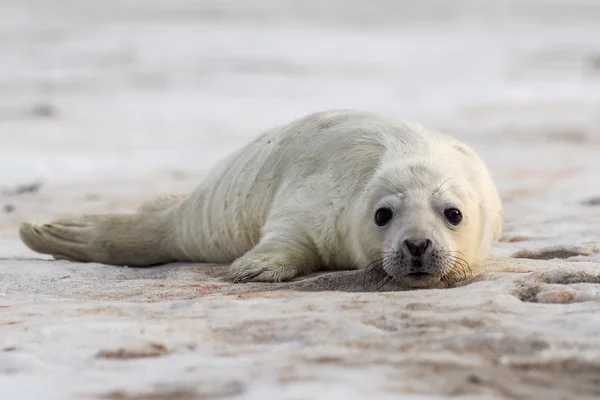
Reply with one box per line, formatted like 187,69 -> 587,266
19,110 -> 502,286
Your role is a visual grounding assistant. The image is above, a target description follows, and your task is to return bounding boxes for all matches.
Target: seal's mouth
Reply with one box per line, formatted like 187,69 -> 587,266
405,272 -> 432,280
401,271 -> 441,289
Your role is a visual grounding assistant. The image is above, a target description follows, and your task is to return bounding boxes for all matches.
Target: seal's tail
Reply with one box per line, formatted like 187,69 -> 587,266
19,211 -> 178,267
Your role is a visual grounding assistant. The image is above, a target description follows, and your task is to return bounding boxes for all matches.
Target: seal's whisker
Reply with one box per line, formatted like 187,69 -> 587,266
436,185 -> 461,196
432,177 -> 454,196
379,274 -> 393,291
448,255 -> 472,276
363,264 -> 383,283
439,249 -> 472,275
440,262 -> 464,282
446,250 -> 467,257
447,257 -> 470,273
380,177 -> 404,195
362,256 -> 388,289
375,261 -> 394,290
438,254 -> 472,283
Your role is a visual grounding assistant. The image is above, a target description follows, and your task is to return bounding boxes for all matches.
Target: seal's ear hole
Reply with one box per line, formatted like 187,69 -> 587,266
374,207 -> 393,226
453,144 -> 474,157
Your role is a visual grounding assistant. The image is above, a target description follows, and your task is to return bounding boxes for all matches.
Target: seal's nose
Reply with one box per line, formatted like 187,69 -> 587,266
404,238 -> 431,257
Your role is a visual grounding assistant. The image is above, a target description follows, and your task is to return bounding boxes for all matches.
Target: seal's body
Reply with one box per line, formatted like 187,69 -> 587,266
19,110 -> 502,288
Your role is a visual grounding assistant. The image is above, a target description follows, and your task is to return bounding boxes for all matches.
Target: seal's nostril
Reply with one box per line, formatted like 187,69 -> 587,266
404,238 -> 432,257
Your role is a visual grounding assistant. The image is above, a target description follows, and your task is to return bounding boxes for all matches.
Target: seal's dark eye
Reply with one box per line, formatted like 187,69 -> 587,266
444,207 -> 462,225
374,207 -> 393,226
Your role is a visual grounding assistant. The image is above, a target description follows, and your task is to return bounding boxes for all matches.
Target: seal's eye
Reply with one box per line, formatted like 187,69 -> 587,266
374,207 -> 393,226
444,207 -> 462,225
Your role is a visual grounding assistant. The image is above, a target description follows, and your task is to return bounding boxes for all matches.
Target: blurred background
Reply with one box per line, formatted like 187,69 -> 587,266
1,0 -> 600,255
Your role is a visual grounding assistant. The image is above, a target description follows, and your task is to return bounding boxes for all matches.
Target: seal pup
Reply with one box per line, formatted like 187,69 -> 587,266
19,110 -> 502,288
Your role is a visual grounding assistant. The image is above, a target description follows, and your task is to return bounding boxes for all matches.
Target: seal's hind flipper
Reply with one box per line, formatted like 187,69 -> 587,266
19,213 -> 177,266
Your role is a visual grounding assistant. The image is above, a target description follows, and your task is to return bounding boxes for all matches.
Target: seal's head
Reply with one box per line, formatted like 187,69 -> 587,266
353,143 -> 502,289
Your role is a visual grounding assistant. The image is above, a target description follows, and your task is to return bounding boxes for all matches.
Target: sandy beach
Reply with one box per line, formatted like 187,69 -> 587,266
2,1 -> 600,398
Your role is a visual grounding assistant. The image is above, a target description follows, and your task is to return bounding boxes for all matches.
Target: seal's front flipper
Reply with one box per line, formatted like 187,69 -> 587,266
228,227 -> 322,283
19,213 -> 177,266
229,251 -> 305,283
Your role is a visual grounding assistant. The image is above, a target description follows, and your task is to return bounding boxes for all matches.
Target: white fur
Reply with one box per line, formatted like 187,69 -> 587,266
19,110 -> 502,287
